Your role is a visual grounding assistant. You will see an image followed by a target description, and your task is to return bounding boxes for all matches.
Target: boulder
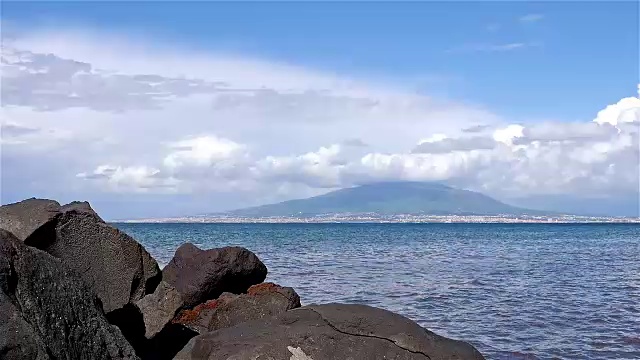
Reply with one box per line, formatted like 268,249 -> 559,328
246,282 -> 301,306
162,243 -> 267,307
0,229 -> 139,360
60,200 -> 101,217
136,281 -> 185,339
106,282 -> 195,360
172,298 -> 227,334
175,303 -> 485,360
173,282 -> 300,333
0,198 -> 61,242
0,292 -> 50,360
0,199 -> 161,315
140,323 -> 198,360
0,229 -> 49,359
51,206 -> 161,314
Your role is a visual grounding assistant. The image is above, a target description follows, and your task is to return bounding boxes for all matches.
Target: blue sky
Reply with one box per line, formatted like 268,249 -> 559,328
1,1 -> 639,218
4,1 -> 637,121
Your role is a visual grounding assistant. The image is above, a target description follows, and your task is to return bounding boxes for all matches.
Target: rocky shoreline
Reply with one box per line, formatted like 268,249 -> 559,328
1,198 -> 485,360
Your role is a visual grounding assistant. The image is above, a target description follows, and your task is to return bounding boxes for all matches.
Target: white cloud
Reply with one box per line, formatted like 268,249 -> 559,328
1,121 -> 40,145
2,27 -> 639,214
254,144 -> 362,188
1,122 -> 39,137
77,165 -> 178,192
519,14 -> 544,23
418,134 -> 448,145
0,115 -> 78,149
492,125 -> 524,145
412,136 -> 497,154
446,42 -> 541,54
247,98 -> 638,196
516,122 -> 619,143
592,94 -> 640,127
163,135 -> 246,170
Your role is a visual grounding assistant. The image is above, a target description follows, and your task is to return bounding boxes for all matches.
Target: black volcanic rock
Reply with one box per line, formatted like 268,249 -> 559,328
107,281 -> 193,360
172,282 -> 301,333
47,207 -> 161,314
0,229 -> 139,360
0,198 -> 61,242
136,281 -> 185,339
0,198 -> 162,315
60,200 -> 102,218
0,235 -> 50,360
207,282 -> 301,332
0,293 -> 50,360
175,303 -> 485,360
162,243 -> 267,307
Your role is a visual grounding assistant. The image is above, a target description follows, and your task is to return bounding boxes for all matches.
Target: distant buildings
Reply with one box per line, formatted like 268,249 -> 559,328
119,213 -> 640,224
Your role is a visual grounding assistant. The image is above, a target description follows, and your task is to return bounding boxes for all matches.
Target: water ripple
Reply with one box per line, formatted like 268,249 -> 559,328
115,223 -> 640,360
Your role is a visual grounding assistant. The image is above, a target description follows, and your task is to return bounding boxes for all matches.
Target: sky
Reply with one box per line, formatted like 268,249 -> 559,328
1,1 -> 639,219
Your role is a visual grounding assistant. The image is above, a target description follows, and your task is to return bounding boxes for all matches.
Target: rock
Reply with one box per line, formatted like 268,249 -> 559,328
174,303 -> 485,360
0,229 -> 139,360
141,323 -> 198,360
162,243 -> 267,307
246,281 -> 301,306
0,198 -> 60,242
171,294 -> 236,334
107,282 -> 193,360
136,281 -> 185,339
0,292 -> 50,360
45,204 -> 161,314
0,198 -> 162,315
173,282 -> 300,333
60,200 -> 101,218
0,231 -> 49,359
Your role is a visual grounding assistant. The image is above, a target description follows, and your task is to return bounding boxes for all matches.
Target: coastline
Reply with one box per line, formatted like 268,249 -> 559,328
1,198 -> 488,360
115,215 -> 640,224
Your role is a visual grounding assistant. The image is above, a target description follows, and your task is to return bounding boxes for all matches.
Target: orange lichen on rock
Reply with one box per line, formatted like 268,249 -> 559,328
172,299 -> 220,324
198,299 -> 222,310
247,282 -> 279,296
172,309 -> 198,324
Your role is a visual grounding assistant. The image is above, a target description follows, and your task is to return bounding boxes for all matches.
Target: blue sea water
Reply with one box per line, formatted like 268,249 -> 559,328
114,223 -> 640,360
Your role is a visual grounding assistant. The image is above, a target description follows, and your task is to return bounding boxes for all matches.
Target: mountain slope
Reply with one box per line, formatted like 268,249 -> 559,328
227,182 -> 546,216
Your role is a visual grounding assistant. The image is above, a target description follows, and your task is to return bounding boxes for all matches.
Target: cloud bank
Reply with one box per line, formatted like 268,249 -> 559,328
2,28 -> 638,216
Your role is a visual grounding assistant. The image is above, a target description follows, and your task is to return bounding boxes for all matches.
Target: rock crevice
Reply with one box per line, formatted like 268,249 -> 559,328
305,307 -> 432,359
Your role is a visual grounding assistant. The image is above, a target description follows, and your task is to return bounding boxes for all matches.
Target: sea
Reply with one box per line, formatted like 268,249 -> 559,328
113,223 -> 640,360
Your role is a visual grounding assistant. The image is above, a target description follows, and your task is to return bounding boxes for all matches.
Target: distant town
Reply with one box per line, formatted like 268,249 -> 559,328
118,213 -> 640,224
115,182 -> 640,224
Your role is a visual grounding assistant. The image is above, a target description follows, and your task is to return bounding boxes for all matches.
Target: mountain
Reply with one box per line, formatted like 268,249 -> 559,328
226,182 -> 548,217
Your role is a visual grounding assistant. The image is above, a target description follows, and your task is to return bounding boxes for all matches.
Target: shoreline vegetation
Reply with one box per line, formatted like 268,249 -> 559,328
0,198 -> 485,360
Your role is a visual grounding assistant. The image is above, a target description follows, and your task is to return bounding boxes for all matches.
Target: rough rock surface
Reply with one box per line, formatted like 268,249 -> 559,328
0,229 -> 139,360
208,283 -> 300,331
175,303 -> 485,360
0,198 -> 161,314
0,198 -> 61,242
172,297 -> 229,334
47,206 -> 160,314
162,243 -> 267,307
136,281 -> 185,339
141,323 -> 198,360
60,200 -> 101,218
173,282 -> 301,333
105,281 -> 194,360
0,292 -> 50,360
